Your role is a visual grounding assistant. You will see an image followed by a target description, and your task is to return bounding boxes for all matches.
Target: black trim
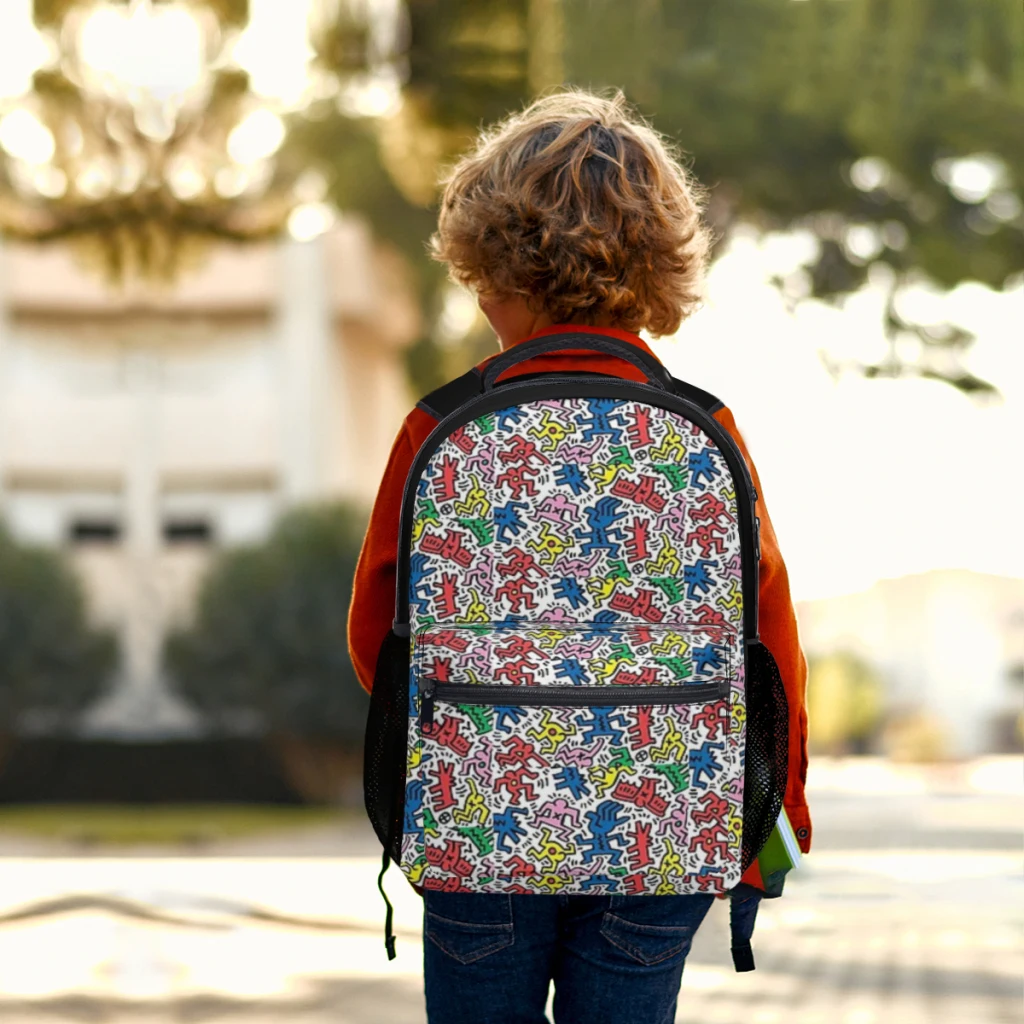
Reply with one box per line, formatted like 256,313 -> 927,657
429,681 -> 728,706
669,374 -> 724,416
416,367 -> 483,420
482,333 -> 674,391
395,378 -> 760,642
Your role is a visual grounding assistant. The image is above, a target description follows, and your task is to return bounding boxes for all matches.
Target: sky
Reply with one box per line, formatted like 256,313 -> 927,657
650,229 -> 1024,602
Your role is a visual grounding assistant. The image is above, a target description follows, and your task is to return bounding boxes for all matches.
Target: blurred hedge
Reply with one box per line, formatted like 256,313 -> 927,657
0,526 -> 116,733
165,504 -> 369,747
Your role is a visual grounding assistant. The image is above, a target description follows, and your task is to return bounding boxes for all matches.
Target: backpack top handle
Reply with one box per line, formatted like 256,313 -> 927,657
481,332 -> 674,392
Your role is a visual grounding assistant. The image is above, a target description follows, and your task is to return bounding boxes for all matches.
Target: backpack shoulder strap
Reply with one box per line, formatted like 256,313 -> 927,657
668,374 -> 725,416
416,367 -> 483,421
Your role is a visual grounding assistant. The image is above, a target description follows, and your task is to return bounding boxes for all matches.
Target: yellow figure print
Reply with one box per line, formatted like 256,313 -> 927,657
527,829 -> 576,871
530,873 -> 572,894
588,460 -> 628,492
651,714 -> 686,762
731,698 -> 747,734
591,650 -> 636,683
528,523 -> 572,564
452,778 -> 489,826
659,836 -> 684,878
645,533 -> 681,577
717,577 -> 743,615
407,857 -> 427,885
453,474 -> 490,518
588,761 -> 629,796
534,627 -> 569,649
410,518 -> 427,543
529,410 -> 574,451
651,421 -> 686,462
586,573 -> 626,604
529,709 -> 577,754
650,631 -> 689,658
456,589 -> 490,624
727,808 -> 743,849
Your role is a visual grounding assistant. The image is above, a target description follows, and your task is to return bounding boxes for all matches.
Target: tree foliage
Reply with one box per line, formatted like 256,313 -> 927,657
165,504 -> 369,743
0,526 -> 116,732
294,0 -> 1022,396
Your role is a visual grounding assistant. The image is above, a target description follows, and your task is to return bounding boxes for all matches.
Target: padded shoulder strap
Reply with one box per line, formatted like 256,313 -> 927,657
416,367 -> 483,421
669,374 -> 724,415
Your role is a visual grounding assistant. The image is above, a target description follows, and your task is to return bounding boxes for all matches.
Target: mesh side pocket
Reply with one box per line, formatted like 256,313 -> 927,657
363,628 -> 410,863
741,640 -> 789,872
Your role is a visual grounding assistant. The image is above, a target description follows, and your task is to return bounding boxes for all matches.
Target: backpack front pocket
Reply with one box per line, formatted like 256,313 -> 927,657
408,682 -> 741,896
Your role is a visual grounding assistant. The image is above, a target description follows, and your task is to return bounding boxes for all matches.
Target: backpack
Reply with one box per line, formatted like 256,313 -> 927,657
363,334 -> 789,967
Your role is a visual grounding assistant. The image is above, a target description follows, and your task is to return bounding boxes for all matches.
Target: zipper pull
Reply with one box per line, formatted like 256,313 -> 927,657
420,679 -> 436,731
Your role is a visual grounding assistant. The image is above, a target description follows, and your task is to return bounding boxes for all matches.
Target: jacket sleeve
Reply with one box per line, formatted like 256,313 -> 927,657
347,423 -> 417,693
714,406 -> 812,854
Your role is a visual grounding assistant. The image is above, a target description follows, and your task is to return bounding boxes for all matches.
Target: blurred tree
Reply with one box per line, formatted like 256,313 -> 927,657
165,503 -> 368,744
807,650 -> 884,755
294,0 -> 1022,396
0,526 -> 116,733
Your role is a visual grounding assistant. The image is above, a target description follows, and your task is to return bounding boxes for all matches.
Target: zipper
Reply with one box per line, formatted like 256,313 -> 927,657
419,679 -> 728,727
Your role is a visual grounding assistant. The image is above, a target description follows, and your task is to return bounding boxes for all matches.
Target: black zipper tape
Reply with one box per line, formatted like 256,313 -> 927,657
419,679 -> 728,727
395,378 -> 760,641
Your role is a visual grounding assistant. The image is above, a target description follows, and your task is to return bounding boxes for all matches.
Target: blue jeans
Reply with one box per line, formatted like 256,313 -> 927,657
422,891 -> 715,1024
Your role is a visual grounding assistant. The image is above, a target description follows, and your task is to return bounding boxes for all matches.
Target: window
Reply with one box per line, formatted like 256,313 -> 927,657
69,518 -> 122,544
163,518 -> 214,545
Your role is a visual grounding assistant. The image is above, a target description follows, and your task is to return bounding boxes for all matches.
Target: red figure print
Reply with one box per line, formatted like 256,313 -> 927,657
624,516 -> 650,562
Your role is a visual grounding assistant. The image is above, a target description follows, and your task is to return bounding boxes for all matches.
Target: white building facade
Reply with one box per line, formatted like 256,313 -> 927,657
0,222 -> 418,736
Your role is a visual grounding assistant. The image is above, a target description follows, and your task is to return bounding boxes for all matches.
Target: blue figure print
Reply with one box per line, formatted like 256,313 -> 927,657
553,577 -> 587,609
554,764 -> 590,799
496,406 -> 528,431
554,463 -> 590,495
688,449 -> 720,490
494,614 -> 527,633
555,658 -> 588,686
575,399 -> 627,444
494,807 -> 529,852
580,800 -> 628,865
574,496 -> 627,556
494,706 -> 528,733
692,643 -> 726,676
578,707 -> 628,745
409,553 -> 437,615
494,500 -> 529,543
403,779 -> 424,834
579,875 -> 619,891
584,611 -> 624,642
689,740 -> 726,790
416,475 -> 431,498
683,558 -> 719,601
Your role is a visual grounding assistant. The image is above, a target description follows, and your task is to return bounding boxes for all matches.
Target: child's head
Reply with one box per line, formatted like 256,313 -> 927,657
432,89 -> 710,343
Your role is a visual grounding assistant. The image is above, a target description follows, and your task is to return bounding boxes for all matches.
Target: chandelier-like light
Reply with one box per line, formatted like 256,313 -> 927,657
0,0 -> 405,279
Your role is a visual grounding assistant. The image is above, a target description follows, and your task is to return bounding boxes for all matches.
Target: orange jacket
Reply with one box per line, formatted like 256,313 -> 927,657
348,325 -> 812,859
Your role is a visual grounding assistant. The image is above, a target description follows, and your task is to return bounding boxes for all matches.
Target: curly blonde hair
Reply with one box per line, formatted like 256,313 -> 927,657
431,90 -> 710,337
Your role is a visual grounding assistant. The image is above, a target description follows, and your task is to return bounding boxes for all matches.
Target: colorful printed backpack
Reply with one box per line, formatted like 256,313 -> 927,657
364,334 -> 789,965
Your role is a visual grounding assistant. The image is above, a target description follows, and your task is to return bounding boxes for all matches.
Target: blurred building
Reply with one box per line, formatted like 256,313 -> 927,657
0,222 -> 418,736
797,570 -> 1024,757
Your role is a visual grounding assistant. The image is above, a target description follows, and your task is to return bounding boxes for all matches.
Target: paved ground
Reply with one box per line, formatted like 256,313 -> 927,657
0,757 -> 1020,1023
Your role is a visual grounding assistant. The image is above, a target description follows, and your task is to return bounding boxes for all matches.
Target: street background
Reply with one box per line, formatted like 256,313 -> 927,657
0,1 -> 1021,1020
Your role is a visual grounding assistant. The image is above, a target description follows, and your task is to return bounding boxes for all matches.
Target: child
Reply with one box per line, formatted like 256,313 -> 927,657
349,89 -> 810,1024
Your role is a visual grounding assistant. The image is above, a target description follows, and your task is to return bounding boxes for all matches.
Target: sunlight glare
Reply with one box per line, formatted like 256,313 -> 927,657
227,109 -> 287,165
233,0 -> 316,109
0,0 -> 52,100
0,108 -> 55,164
78,3 -> 205,102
